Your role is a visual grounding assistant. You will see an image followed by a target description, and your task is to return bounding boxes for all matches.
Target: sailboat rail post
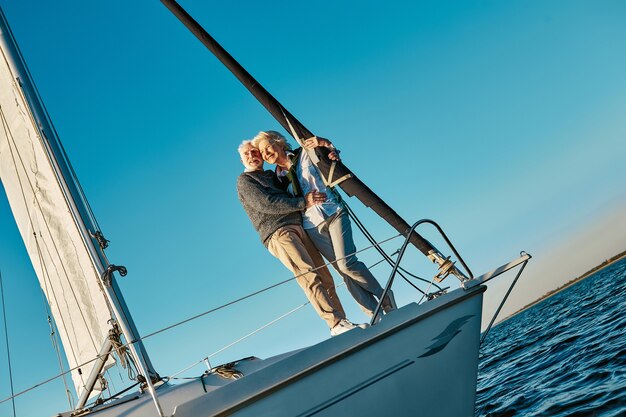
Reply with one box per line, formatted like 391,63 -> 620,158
478,252 -> 531,345
417,220 -> 474,280
75,338 -> 113,409
370,219 -> 474,325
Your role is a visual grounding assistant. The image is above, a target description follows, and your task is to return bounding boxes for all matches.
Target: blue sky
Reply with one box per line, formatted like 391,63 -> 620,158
1,1 -> 625,415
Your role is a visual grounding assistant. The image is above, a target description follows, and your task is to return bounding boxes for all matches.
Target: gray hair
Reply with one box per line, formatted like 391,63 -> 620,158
237,139 -> 255,155
252,130 -> 292,151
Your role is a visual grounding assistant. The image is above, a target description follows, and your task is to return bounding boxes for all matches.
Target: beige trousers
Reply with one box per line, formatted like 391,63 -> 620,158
267,224 -> 346,328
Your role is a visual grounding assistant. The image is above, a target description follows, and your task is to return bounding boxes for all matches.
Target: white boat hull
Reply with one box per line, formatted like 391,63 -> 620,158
177,285 -> 484,417
70,284 -> 485,417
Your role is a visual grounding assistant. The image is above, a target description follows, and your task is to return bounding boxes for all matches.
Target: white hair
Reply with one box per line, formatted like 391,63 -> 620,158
237,139 -> 255,155
251,130 -> 292,151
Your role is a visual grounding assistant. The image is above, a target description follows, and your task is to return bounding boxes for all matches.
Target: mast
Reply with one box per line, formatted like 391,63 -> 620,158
0,6 -> 163,413
160,0 -> 468,283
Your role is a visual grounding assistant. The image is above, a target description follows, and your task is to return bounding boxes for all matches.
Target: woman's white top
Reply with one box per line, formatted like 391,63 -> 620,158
279,149 -> 342,229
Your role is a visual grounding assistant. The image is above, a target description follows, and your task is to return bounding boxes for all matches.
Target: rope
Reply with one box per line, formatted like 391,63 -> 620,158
0,270 -> 16,417
213,363 -> 244,380
101,265 -> 128,287
36,236 -> 75,408
109,324 -> 138,381
88,381 -> 141,408
43,299 -> 75,408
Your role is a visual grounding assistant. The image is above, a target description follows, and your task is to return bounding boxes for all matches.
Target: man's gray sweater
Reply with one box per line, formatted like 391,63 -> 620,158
237,170 -> 306,246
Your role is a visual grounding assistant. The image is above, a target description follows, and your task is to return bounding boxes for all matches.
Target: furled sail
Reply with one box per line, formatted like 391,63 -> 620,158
0,12 -> 114,400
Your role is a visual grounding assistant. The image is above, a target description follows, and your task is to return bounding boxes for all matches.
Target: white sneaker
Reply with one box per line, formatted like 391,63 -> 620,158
330,319 -> 358,336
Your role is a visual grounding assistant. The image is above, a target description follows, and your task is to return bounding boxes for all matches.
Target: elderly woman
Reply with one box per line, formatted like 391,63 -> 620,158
252,130 -> 396,319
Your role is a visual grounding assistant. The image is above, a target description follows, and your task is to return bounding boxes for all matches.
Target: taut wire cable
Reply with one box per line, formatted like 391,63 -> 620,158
0,233 -> 401,406
0,269 -> 17,417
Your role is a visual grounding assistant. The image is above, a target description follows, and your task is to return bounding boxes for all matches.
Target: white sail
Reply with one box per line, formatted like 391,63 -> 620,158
0,29 -> 114,400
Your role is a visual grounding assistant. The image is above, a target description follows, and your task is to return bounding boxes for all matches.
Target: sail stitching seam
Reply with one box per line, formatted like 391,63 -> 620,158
1,90 -> 103,354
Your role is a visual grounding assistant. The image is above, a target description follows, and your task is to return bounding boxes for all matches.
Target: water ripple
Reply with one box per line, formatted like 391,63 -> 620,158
476,258 -> 626,416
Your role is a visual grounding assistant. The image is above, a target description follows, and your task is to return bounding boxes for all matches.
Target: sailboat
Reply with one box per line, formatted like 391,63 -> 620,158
0,2 -> 530,416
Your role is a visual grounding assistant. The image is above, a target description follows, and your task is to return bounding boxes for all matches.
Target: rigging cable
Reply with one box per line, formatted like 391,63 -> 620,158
2,22 -> 123,401
169,255 -> 398,379
0,105 -> 97,391
0,269 -> 16,417
3,47 -> 123,396
38,273 -> 75,408
169,256 -> 398,379
33,216 -> 75,408
2,95 -> 123,403
166,251 -> 398,380
0,234 -> 401,405
191,256 -> 396,370
339,192 -> 442,293
169,301 -> 309,379
138,233 -> 401,342
2,104 -> 76,407
2,48 -> 112,357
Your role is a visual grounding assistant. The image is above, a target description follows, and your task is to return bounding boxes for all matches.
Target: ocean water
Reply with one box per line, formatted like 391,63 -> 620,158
476,258 -> 626,416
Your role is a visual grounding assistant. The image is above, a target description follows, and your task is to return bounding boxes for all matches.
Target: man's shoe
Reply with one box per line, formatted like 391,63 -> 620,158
330,319 -> 358,336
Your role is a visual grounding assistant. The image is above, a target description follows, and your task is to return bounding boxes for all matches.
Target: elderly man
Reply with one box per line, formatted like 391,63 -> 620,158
236,140 -> 360,336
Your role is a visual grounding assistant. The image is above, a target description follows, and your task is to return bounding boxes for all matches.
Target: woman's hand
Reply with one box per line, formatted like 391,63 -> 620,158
303,136 -> 341,160
328,150 -> 341,161
303,136 -> 330,149
304,191 -> 327,208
